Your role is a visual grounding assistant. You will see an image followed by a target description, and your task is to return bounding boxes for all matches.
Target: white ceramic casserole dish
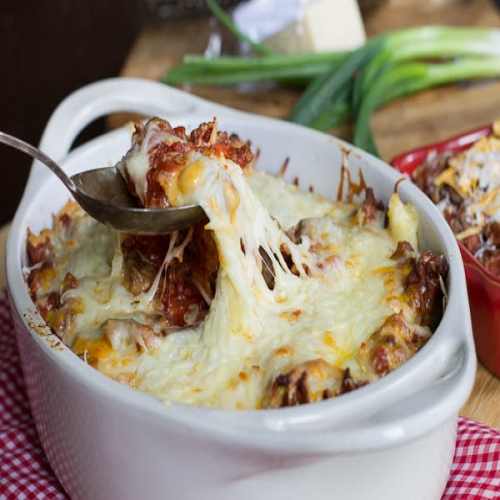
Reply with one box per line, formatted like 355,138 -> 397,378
6,78 -> 476,500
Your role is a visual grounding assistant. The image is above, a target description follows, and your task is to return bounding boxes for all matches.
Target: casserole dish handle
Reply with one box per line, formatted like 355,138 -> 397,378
23,77 -> 240,199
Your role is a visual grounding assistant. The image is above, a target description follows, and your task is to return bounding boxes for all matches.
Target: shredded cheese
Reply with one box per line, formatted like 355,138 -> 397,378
26,118 -> 445,411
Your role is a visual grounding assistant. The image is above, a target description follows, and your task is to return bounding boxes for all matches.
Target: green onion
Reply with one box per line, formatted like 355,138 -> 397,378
296,26 -> 500,126
181,52 -> 348,71
163,58 -> 343,85
309,100 -> 352,132
354,56 -> 500,156
162,7 -> 500,157
287,37 -> 386,125
353,26 -> 500,113
162,52 -> 347,85
205,0 -> 275,56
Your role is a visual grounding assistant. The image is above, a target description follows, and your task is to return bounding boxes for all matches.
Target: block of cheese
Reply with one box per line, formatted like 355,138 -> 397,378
264,0 -> 367,53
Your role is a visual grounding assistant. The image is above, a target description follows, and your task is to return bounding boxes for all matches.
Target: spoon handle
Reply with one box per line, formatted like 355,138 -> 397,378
0,131 -> 76,193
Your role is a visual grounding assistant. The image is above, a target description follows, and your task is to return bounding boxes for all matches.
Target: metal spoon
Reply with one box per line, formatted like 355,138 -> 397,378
0,131 -> 206,234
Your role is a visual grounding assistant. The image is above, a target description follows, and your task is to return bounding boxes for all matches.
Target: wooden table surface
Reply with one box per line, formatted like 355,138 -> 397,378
3,0 -> 500,428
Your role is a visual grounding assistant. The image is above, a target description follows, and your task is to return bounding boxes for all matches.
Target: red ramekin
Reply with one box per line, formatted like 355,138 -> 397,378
391,124 -> 500,378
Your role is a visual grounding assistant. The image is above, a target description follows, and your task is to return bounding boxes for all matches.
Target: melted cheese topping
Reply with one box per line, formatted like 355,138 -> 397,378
434,121 -> 500,231
26,120 -> 434,410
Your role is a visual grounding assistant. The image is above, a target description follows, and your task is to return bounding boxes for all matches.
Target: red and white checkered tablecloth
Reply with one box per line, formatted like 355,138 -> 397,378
1,287 -> 499,500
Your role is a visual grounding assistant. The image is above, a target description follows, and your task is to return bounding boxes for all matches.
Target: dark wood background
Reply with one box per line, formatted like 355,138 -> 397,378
0,1 -> 146,226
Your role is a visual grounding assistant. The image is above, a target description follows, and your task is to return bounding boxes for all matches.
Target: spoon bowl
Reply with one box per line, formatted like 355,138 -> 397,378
0,131 -> 206,234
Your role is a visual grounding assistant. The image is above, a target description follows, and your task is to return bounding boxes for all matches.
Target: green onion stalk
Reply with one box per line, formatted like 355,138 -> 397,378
163,1 -> 500,157
163,0 -> 349,85
354,56 -> 500,156
163,54 -> 346,85
292,26 -> 500,125
204,0 -> 275,56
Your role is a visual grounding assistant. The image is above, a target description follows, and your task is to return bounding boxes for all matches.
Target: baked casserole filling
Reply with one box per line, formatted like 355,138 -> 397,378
25,118 -> 448,410
412,120 -> 500,275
